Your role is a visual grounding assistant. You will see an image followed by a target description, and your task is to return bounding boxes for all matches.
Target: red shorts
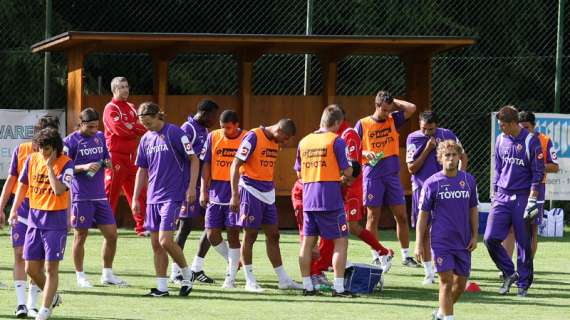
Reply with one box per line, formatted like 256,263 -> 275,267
344,186 -> 363,222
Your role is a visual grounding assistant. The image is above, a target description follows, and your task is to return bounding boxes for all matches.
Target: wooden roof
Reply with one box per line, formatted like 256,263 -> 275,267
31,31 -> 476,56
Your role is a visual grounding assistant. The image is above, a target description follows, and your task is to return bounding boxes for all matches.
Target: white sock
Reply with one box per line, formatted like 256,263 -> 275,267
180,267 -> 192,281
244,265 -> 256,284
444,316 -> 454,320
171,262 -> 181,276
102,268 -> 113,278
14,280 -> 26,305
75,271 -> 86,280
38,307 -> 50,319
423,261 -> 433,277
213,241 -> 229,262
191,256 -> 205,272
274,265 -> 290,283
371,249 -> 380,260
27,284 -> 40,309
302,277 -> 314,291
401,248 -> 409,259
437,308 -> 444,318
228,249 -> 240,281
157,277 -> 168,292
333,277 -> 344,293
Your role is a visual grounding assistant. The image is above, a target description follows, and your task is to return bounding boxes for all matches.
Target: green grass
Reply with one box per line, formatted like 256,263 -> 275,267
0,227 -> 569,320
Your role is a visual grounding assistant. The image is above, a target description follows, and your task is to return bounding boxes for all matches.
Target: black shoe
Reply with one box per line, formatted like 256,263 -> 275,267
402,257 -> 421,268
517,287 -> 529,297
144,288 -> 170,297
303,289 -> 318,296
498,272 -> 519,295
179,280 -> 193,296
332,290 -> 357,298
193,270 -> 215,284
15,305 -> 28,318
431,309 -> 443,320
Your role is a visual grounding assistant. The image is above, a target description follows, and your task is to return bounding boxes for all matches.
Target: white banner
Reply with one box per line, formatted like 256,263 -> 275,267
0,109 -> 66,179
491,112 -> 570,200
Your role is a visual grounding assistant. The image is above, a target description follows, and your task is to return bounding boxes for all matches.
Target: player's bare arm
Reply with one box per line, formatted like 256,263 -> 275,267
229,157 -> 244,213
200,162 -> 211,208
9,183 -> 28,226
414,210 -> 429,262
187,154 -> 199,204
131,168 -> 148,215
393,99 -> 416,120
467,206 -> 479,252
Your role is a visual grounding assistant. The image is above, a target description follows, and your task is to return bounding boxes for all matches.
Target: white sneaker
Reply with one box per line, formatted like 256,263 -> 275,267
380,254 -> 393,274
278,278 -> 303,290
101,274 -> 128,287
77,277 -> 93,288
35,312 -> 50,320
51,293 -> 62,309
422,275 -> 435,285
245,281 -> 264,293
170,272 -> 183,285
222,277 -> 236,289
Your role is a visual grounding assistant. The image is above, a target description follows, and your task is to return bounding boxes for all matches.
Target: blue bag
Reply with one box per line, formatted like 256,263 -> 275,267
343,263 -> 383,294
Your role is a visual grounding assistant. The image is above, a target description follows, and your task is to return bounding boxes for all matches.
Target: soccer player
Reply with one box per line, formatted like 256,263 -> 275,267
355,90 -> 419,267
9,127 -> 74,320
171,100 -> 220,284
132,102 -> 198,297
484,105 -> 544,297
103,76 -> 147,236
296,105 -> 355,297
200,110 -> 245,288
64,108 -> 126,288
502,111 -> 559,260
229,118 -> 302,292
406,111 -> 468,284
415,140 -> 479,320
0,115 -> 59,318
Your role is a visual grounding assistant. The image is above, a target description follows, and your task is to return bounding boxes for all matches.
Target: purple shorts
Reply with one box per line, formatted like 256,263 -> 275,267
145,201 -> 181,232
303,210 -> 349,240
23,228 -> 67,261
72,200 -> 116,229
205,203 -> 238,229
178,198 -> 205,219
411,188 -> 431,228
237,187 -> 278,229
11,197 -> 30,247
363,175 -> 406,207
432,247 -> 471,277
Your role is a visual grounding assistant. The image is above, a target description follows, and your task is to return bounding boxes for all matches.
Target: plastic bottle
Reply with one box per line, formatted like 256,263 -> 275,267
86,159 -> 105,178
368,151 -> 384,167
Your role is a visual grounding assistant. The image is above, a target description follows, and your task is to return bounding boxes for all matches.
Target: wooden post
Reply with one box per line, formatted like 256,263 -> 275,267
238,52 -> 259,129
320,55 -> 338,107
152,56 -> 169,111
402,53 -> 432,133
66,48 -> 85,134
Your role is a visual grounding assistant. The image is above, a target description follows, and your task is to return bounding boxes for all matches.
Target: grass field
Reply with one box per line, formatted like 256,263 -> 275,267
0,227 -> 569,320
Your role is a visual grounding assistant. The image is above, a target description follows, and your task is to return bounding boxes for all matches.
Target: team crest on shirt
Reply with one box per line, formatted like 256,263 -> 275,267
436,257 -> 443,266
516,144 -> 523,152
94,137 -> 99,145
459,180 -> 466,188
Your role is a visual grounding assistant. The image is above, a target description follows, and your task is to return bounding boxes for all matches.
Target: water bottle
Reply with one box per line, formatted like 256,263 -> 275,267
86,159 -> 105,178
368,151 -> 385,167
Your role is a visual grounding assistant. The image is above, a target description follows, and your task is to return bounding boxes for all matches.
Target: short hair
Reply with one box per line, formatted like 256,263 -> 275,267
277,118 -> 296,136
33,127 -> 63,156
220,110 -> 239,124
496,105 -> 519,123
320,105 -> 344,128
374,90 -> 393,106
518,110 -> 536,126
137,101 -> 164,120
197,99 -> 220,113
80,107 -> 99,123
436,139 -> 464,164
419,111 -> 438,124
34,115 -> 60,133
110,77 -> 128,93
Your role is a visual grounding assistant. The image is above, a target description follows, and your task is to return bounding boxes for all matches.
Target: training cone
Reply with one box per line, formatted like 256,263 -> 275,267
465,281 -> 481,293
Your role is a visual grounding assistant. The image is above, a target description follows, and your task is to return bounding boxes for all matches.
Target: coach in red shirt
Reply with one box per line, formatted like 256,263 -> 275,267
103,76 -> 147,235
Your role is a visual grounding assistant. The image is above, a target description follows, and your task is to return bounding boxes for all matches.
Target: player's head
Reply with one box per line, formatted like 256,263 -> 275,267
137,102 -> 164,131
33,127 -> 63,159
111,77 -> 129,101
436,139 -> 463,172
219,109 -> 240,137
271,118 -> 296,144
320,105 -> 344,132
34,115 -> 60,133
78,108 -> 100,136
196,99 -> 220,128
496,105 -> 520,136
518,110 -> 536,132
419,111 -> 438,136
374,90 -> 394,118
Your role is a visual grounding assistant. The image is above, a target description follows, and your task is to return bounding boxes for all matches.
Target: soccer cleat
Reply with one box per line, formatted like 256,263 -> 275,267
179,279 -> 193,296
222,277 -> 236,289
192,270 -> 215,284
332,290 -> 357,298
303,289 -> 318,296
402,257 -> 421,268
517,287 -> 529,297
144,288 -> 169,297
380,251 -> 394,274
278,278 -> 303,290
498,272 -> 519,295
245,282 -> 265,293
27,308 -> 39,318
432,310 -> 443,320
35,312 -> 50,320
170,274 -> 183,285
15,304 -> 28,318
498,271 -> 504,280
101,274 -> 128,287
77,277 -> 93,288
422,275 -> 436,285
50,293 -> 62,309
